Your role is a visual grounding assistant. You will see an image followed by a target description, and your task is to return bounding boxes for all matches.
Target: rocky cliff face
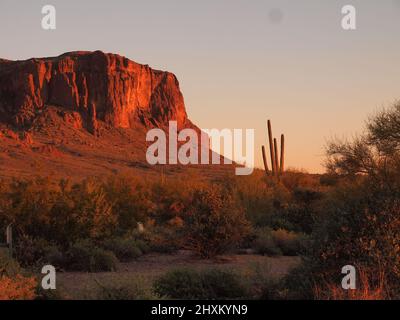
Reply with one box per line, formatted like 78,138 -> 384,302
0,51 -> 190,134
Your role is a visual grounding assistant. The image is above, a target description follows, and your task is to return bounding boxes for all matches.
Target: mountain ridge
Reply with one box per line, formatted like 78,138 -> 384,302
0,50 -> 193,134
0,51 -> 233,179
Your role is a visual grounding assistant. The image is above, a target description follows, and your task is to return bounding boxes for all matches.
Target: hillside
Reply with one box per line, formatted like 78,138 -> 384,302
0,51 -> 233,179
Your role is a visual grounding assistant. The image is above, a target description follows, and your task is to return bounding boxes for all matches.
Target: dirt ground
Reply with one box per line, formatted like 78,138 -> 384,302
55,251 -> 300,299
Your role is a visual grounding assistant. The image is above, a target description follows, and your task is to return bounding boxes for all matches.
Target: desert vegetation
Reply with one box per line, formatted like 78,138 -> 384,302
0,170 -> 313,271
0,102 -> 399,300
0,166 -> 317,299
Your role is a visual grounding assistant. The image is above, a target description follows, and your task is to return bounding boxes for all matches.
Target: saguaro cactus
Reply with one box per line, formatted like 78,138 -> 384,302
267,120 -> 275,174
262,120 -> 285,178
261,145 -> 269,174
280,134 -> 285,174
273,138 -> 279,176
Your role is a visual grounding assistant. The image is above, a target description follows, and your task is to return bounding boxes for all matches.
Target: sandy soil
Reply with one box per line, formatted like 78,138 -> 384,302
55,251 -> 300,299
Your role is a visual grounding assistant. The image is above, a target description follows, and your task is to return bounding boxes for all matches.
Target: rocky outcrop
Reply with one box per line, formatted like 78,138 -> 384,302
0,51 -> 190,132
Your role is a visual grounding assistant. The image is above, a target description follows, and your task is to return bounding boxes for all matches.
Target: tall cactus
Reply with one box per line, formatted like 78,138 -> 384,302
261,145 -> 269,174
273,138 -> 279,176
267,120 -> 275,175
280,134 -> 285,175
262,120 -> 285,178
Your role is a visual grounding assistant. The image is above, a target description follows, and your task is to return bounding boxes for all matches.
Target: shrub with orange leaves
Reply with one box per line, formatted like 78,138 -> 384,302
0,274 -> 37,300
313,267 -> 389,300
183,186 -> 251,258
168,216 -> 184,228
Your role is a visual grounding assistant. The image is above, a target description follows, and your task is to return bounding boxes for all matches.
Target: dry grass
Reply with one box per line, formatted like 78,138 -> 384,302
55,252 -> 300,299
0,275 -> 37,300
313,268 -> 389,300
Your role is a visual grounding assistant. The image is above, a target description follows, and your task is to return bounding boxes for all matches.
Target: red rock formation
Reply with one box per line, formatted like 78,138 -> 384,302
0,51 -> 191,132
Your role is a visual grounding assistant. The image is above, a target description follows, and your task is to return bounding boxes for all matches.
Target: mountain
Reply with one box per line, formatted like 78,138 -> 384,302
0,51 -> 232,179
0,50 -> 191,133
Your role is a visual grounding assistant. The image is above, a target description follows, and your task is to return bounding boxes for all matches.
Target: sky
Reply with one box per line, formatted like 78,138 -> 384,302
1,0 -> 400,173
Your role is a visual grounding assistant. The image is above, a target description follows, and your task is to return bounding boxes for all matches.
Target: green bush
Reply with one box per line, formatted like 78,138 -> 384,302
36,285 -> 69,300
134,239 -> 151,254
253,228 -> 282,256
154,269 -> 204,299
14,235 -> 65,268
299,102 -> 400,299
101,237 -> 142,262
103,176 -> 153,234
94,278 -> 156,300
145,226 -> 180,254
252,228 -> 306,256
66,240 -> 118,272
183,187 -> 251,258
258,278 -> 282,300
0,249 -> 21,277
43,246 -> 65,269
276,263 -> 316,300
305,181 -> 400,297
201,269 -> 249,299
154,268 -> 248,299
271,229 -> 305,256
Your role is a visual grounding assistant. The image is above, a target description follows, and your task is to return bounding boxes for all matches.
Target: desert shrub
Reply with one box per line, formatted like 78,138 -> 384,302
265,212 -> 296,232
150,177 -> 199,224
290,102 -> 400,299
281,170 -> 321,191
44,246 -> 65,269
272,229 -> 306,256
101,237 -> 142,262
261,187 -> 323,234
154,269 -> 204,299
66,179 -> 117,241
94,278 -> 156,300
2,178 -> 59,240
66,240 -> 118,272
36,285 -> 69,300
0,249 -> 21,277
201,269 -> 249,299
319,174 -> 338,186
103,176 -> 154,234
258,278 -> 283,300
0,178 -> 118,246
217,170 -> 322,233
304,182 -> 400,297
134,239 -> 151,254
0,274 -> 37,300
14,235 -> 64,268
276,263 -> 316,300
285,188 -> 322,234
223,172 -> 291,228
143,226 -> 180,254
253,228 -> 281,256
280,177 -> 400,298
154,268 -> 248,299
313,266 -> 389,300
252,228 -> 306,257
182,186 -> 251,258
279,205 -> 314,233
0,250 -> 37,300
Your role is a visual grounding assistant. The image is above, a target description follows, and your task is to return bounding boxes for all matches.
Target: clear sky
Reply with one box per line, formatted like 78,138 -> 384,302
1,0 -> 400,173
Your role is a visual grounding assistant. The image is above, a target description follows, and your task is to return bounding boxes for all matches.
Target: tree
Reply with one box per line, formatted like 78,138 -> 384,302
300,101 -> 400,298
325,101 -> 400,177
368,102 -> 400,155
183,187 -> 250,258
